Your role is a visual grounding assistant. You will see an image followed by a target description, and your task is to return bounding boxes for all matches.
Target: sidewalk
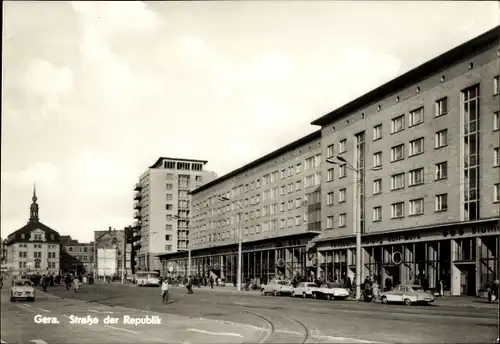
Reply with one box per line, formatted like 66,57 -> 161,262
179,285 -> 499,309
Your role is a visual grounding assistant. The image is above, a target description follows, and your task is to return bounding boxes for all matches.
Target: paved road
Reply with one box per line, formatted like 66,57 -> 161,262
41,283 -> 499,344
0,285 -> 264,344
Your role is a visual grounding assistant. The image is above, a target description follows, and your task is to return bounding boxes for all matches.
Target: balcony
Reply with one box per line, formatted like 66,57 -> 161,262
133,202 -> 142,210
133,220 -> 142,228
133,212 -> 142,219
134,183 -> 142,191
133,192 -> 142,201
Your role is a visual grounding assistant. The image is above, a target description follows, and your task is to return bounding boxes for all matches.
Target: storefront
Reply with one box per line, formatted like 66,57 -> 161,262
159,234 -> 317,284
314,220 -> 499,296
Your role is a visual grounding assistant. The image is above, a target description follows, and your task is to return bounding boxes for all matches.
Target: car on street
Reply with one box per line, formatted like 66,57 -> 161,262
10,279 -> 35,302
292,282 -> 320,298
261,280 -> 294,296
380,284 -> 435,306
311,281 -> 350,300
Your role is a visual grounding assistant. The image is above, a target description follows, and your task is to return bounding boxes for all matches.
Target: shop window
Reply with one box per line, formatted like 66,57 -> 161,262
455,238 -> 476,261
479,236 -> 498,289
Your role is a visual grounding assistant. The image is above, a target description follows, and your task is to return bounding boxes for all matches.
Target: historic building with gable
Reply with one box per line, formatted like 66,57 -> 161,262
4,186 -> 61,275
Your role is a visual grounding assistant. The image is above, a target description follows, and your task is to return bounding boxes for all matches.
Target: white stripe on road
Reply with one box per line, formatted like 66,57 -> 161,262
37,308 -> 51,313
23,303 -> 33,307
30,340 -> 49,344
88,309 -> 100,313
88,309 -> 114,314
188,329 -> 244,338
315,336 -> 384,343
104,325 -> 138,334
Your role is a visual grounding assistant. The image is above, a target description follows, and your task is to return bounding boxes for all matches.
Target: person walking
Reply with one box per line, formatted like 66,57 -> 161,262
161,279 -> 169,304
73,276 -> 80,293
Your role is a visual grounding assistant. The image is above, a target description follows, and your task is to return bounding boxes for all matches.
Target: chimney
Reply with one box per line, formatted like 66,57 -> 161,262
108,226 -> 111,231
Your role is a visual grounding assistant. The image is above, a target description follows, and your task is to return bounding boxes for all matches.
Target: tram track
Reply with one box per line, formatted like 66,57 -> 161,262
243,310 -> 310,343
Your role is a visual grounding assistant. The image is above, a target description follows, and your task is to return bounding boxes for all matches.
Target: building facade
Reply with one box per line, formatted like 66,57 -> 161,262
4,187 -> 61,276
160,131 -> 323,283
94,227 -> 132,278
159,26 -> 500,296
133,157 -> 217,272
60,235 -> 94,275
310,26 -> 500,297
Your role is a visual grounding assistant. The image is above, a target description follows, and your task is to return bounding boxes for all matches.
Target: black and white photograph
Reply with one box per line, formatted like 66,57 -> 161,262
1,1 -> 499,343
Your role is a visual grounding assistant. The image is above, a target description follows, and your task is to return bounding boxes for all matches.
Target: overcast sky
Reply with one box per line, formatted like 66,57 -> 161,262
1,1 -> 498,243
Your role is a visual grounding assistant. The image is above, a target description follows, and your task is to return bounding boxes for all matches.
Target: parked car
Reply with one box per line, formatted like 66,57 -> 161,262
261,280 -> 294,296
380,284 -> 435,306
292,282 -> 320,298
311,282 -> 350,300
10,279 -> 35,302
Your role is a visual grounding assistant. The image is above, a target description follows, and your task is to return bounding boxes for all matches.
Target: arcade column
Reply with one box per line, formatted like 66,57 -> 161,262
450,239 -> 461,296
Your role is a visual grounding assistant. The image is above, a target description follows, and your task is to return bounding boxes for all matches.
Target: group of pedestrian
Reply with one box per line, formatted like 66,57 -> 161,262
486,280 -> 499,303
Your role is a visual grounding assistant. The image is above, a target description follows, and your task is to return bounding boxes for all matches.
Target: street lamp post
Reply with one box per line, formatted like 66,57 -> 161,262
326,157 -> 381,301
218,196 -> 243,292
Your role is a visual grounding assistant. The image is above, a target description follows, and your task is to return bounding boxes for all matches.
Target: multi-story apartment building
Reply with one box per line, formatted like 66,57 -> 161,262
310,25 -> 500,297
133,157 -> 217,272
159,26 -> 500,296
159,132 -> 323,282
4,187 -> 61,276
60,235 -> 94,275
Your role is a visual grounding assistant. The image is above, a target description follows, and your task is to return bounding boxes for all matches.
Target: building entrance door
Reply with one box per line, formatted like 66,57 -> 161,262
457,262 -> 476,296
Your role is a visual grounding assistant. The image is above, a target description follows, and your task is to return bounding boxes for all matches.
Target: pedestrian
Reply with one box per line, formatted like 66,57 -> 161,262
437,278 -> 446,299
209,276 -> 214,289
186,277 -> 194,294
73,276 -> 80,292
161,279 -> 169,304
41,275 -> 47,292
64,274 -> 71,291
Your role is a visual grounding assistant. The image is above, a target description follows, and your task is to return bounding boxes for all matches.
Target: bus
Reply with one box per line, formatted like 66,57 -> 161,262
136,271 -> 160,286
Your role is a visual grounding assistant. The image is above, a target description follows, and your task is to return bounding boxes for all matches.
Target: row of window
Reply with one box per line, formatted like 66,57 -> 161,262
17,261 -> 57,269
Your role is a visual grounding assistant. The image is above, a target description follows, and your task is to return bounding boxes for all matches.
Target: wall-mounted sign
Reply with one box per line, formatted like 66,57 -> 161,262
321,223 -> 498,251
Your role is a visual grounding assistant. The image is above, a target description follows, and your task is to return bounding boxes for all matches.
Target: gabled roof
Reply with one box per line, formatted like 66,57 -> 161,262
311,25 -> 500,126
5,221 -> 60,245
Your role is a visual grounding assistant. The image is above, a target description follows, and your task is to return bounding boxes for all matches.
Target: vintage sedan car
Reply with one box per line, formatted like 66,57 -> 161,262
11,279 -> 35,302
261,280 -> 294,296
311,282 -> 350,300
380,284 -> 435,306
292,282 -> 320,298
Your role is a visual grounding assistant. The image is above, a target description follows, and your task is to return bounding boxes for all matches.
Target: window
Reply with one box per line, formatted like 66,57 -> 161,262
494,112 -> 499,131
391,202 -> 404,218
409,107 -> 424,126
280,186 -> 286,195
327,192 -> 334,205
409,198 -> 424,215
166,183 -> 173,190
435,162 -> 448,180
295,198 -> 302,207
327,144 -> 334,158
372,152 -> 382,168
327,216 -> 334,229
391,173 -> 405,190
408,168 -> 424,186
296,163 -> 302,174
435,130 -> 448,148
165,204 -> 173,210
373,124 -> 382,140
338,189 -> 346,202
391,144 -> 404,162
435,194 -> 448,211
373,207 -> 382,222
373,179 -> 382,195
435,97 -> 448,117
409,137 -> 424,156
327,168 -> 334,182
280,202 -> 285,212
280,169 -> 286,179
338,214 -> 346,227
35,261 -> 41,269
494,148 -> 499,167
296,180 -> 302,190
391,115 -> 405,133
339,139 -> 347,153
495,184 -> 499,202
339,164 -> 346,178
494,76 -> 499,95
